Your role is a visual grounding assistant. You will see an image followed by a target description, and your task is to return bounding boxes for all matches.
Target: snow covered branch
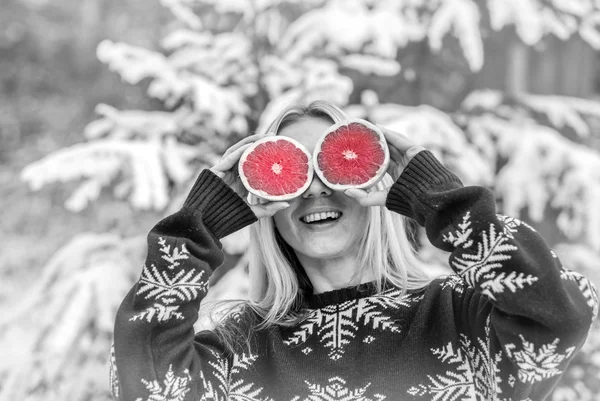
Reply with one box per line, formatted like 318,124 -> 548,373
462,105 -> 600,250
21,138 -> 205,211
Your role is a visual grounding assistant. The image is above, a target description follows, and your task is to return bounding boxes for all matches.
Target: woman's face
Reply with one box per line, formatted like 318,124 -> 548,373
272,117 -> 369,260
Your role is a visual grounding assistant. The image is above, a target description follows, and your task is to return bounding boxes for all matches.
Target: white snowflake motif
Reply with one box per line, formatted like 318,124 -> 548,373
504,335 -> 575,383
439,274 -> 465,294
560,269 -> 599,318
408,317 -> 502,401
495,215 -> 535,238
137,263 -> 208,304
445,212 -> 538,301
442,211 -> 474,248
284,289 -> 422,360
300,377 -> 386,401
131,238 -> 209,323
129,302 -> 184,323
135,365 -> 191,401
199,351 -> 273,401
158,237 -> 190,269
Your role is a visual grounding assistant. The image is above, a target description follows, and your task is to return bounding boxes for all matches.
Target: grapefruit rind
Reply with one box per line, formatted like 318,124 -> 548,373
238,136 -> 314,201
313,119 -> 390,190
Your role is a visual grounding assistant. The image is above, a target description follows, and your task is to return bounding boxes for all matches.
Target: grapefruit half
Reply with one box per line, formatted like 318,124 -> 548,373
313,119 -> 389,190
239,136 -> 313,201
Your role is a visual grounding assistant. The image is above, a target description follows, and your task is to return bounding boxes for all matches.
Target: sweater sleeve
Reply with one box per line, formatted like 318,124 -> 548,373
386,151 -> 598,398
110,169 -> 257,401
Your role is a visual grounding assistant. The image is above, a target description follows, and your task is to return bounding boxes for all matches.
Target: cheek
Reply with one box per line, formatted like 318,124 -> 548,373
348,202 -> 370,225
349,207 -> 370,239
272,208 -> 297,241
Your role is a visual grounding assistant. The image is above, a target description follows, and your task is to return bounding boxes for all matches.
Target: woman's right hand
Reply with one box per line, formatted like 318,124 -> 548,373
209,133 -> 290,219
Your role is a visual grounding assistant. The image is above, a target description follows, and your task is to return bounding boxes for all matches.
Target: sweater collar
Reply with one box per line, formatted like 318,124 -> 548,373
305,280 -> 394,309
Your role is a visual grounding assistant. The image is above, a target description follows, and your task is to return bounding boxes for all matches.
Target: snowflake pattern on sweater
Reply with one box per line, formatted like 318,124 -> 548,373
407,317 -> 502,400
136,365 -> 191,401
443,212 -> 539,301
504,336 -> 575,384
297,377 -> 387,401
283,288 -> 423,360
198,352 -> 273,401
129,237 -> 209,324
110,152 -> 598,401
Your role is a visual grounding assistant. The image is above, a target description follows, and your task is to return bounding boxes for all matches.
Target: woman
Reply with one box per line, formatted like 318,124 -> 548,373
110,101 -> 597,401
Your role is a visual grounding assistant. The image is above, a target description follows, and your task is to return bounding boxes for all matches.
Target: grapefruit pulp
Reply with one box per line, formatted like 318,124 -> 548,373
313,119 -> 389,190
239,136 -> 313,201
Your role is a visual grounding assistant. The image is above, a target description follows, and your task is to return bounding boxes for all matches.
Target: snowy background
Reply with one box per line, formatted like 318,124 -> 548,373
1,0 -> 600,400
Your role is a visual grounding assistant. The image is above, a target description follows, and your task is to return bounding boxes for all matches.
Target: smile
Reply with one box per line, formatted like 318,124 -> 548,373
300,211 -> 342,224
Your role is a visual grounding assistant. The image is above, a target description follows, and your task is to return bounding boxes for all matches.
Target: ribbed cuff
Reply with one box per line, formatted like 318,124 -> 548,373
385,151 -> 463,219
182,170 -> 257,239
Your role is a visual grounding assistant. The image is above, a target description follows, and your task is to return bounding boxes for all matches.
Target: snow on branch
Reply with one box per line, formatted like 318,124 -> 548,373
487,0 -> 545,45
279,0 -> 486,71
20,138 -> 203,211
279,0 -> 418,62
462,89 -> 600,138
98,40 -> 250,134
518,93 -> 600,138
184,0 -> 325,17
428,0 -> 483,71
165,31 -> 257,95
0,232 -> 144,401
487,0 -> 600,48
340,54 -> 401,76
188,75 -> 251,134
465,114 -> 600,250
278,0 -> 600,74
97,40 -> 188,104
161,29 -> 214,50
85,104 -> 180,140
161,0 -> 202,30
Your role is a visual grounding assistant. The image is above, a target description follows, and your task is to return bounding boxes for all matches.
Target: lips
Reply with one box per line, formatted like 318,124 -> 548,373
301,211 -> 342,224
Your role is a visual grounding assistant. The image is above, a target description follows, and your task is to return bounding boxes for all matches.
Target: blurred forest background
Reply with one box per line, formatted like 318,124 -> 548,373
1,0 -> 600,400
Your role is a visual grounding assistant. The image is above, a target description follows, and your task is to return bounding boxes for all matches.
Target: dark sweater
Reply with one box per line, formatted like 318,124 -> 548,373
110,151 -> 598,401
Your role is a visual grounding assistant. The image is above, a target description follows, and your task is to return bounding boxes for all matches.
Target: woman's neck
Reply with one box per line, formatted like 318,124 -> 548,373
296,252 -> 375,294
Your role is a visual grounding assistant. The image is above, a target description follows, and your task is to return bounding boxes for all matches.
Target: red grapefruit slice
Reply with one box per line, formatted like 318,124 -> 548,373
313,119 -> 389,190
239,136 -> 313,201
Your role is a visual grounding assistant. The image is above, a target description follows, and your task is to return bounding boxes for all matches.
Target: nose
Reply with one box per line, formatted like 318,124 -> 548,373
302,174 -> 332,198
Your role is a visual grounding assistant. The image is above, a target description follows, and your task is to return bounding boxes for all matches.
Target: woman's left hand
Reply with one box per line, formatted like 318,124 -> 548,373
344,126 -> 426,207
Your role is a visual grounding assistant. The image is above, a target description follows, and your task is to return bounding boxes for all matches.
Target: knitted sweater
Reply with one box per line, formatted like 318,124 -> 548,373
110,151 -> 598,401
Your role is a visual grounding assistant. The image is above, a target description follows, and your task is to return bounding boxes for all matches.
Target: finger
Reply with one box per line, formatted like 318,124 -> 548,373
250,202 -> 290,219
388,146 -> 404,166
344,188 -> 388,207
406,145 -> 427,159
380,126 -> 416,153
247,193 -> 269,205
212,143 -> 253,174
222,133 -> 266,159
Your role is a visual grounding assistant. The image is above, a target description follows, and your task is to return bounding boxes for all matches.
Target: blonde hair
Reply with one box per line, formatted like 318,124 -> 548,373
211,100 -> 434,352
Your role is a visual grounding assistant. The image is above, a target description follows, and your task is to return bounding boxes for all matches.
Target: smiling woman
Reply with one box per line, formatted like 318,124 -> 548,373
273,117 -> 372,286
110,101 -> 598,401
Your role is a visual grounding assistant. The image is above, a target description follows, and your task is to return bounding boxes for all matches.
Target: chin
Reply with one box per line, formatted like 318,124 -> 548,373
298,240 -> 355,259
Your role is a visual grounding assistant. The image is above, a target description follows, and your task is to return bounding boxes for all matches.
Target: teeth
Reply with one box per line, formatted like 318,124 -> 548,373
302,211 -> 341,223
